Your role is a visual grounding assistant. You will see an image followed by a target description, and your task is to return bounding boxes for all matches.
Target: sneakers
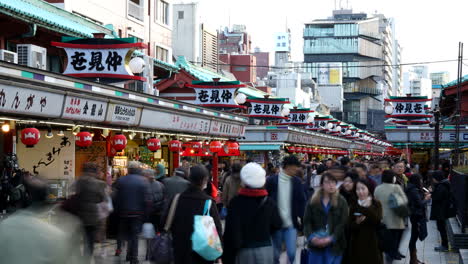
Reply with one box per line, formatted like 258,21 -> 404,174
434,246 -> 449,252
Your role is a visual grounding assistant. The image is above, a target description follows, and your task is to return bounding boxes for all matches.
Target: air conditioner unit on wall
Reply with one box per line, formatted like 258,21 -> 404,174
17,44 -> 47,70
0,50 -> 18,64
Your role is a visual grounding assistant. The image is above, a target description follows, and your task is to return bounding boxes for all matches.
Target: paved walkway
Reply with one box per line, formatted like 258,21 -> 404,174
89,219 -> 459,264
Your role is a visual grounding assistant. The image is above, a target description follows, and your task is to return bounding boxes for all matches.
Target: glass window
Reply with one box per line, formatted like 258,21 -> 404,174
155,46 -> 168,62
178,11 -> 184,19
128,0 -> 144,21
156,0 -> 169,25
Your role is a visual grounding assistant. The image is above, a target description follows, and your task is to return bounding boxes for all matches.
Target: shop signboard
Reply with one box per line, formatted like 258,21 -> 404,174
209,121 -> 245,137
0,84 -> 63,117
317,63 -> 342,85
384,96 -> 432,120
281,109 -> 314,126
386,130 -> 468,143
52,39 -> 147,81
62,95 -> 108,122
247,99 -> 289,119
106,103 -> 141,125
140,109 -> 210,133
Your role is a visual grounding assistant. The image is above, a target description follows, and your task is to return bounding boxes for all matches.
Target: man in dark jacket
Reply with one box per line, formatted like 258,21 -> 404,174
114,161 -> 152,264
162,167 -> 190,201
431,171 -> 451,252
266,155 -> 307,264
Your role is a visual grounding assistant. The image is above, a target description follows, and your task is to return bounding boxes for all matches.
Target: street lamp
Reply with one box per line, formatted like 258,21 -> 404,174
384,105 -> 393,115
234,93 -> 247,104
129,57 -> 146,74
307,114 -> 315,123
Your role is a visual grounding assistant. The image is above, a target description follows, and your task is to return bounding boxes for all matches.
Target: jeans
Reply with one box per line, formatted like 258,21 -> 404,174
409,217 -> 420,251
119,217 -> 143,261
84,225 -> 97,258
436,219 -> 448,247
273,227 -> 297,264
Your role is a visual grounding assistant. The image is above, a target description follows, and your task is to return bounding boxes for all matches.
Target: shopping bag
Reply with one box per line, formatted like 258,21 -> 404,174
141,223 -> 156,239
149,194 -> 181,263
191,199 -> 223,260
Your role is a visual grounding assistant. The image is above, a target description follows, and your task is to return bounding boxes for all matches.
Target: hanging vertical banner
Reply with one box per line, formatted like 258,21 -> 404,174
246,97 -> 290,119
187,81 -> 247,108
384,96 -> 432,120
281,109 -> 314,126
52,37 -> 147,81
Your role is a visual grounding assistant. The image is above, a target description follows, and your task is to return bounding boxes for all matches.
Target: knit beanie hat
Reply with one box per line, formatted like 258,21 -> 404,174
240,162 -> 266,188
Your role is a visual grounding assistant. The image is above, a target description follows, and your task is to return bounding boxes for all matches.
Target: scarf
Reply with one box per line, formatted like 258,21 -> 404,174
358,197 -> 372,207
238,188 -> 268,197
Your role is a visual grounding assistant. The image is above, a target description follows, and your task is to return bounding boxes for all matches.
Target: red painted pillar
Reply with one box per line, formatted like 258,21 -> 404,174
173,152 -> 180,169
212,153 -> 219,188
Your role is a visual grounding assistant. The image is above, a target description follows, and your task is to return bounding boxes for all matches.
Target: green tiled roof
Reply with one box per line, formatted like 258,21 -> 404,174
442,74 -> 468,88
175,56 -> 232,82
0,0 -> 114,38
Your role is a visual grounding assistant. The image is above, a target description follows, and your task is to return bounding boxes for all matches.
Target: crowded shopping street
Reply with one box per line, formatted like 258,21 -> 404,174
0,0 -> 467,263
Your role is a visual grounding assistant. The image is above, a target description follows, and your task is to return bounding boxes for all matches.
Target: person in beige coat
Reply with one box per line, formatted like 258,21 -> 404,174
374,170 -> 408,262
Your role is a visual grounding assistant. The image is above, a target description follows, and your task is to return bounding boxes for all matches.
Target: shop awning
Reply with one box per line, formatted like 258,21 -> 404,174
240,143 -> 283,151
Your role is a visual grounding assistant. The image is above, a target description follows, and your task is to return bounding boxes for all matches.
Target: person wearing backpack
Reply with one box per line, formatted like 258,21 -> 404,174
430,171 -> 452,252
374,170 -> 408,261
222,163 -> 283,264
166,165 -> 223,264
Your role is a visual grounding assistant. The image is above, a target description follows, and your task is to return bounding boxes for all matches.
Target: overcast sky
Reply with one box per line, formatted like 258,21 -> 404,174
179,0 -> 467,80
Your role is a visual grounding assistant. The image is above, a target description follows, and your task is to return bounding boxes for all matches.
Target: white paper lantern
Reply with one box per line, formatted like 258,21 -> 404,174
345,130 -> 352,135
384,105 -> 394,115
235,93 -> 247,104
334,125 -> 342,132
307,114 -> 315,123
327,123 -> 334,129
129,57 -> 146,74
281,107 -> 290,117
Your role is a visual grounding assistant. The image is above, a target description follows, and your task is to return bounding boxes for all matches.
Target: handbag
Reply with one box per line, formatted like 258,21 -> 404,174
388,191 -> 409,218
191,199 -> 223,261
148,193 -> 181,263
418,218 -> 428,241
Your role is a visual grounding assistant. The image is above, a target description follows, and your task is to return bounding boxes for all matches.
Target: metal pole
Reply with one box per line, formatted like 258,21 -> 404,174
434,108 -> 440,170
454,42 -> 464,166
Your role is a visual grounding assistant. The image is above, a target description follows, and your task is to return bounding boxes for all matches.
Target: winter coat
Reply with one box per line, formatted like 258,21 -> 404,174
406,183 -> 427,220
75,175 -> 106,226
303,194 -> 349,255
149,180 -> 165,214
222,172 -> 241,207
430,179 -> 451,221
222,190 -> 283,264
168,186 -> 223,264
266,175 -> 307,230
114,173 -> 152,217
162,175 -> 190,201
347,200 -> 383,264
374,183 -> 407,229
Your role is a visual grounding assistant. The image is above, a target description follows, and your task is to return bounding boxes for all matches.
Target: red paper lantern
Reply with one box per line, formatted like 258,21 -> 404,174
287,146 -> 296,153
209,141 -> 223,153
21,128 -> 40,147
147,138 -> 161,152
307,148 -> 313,154
226,141 -> 240,155
75,131 -> 93,147
168,140 -> 182,152
191,141 -> 203,152
112,134 -> 127,151
296,147 -> 302,153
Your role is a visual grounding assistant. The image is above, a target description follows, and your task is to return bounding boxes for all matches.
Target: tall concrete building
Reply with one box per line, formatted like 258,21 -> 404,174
218,25 -> 251,55
403,66 -> 432,99
430,71 -> 450,85
303,9 -> 401,131
252,47 -> 269,80
172,3 -> 218,71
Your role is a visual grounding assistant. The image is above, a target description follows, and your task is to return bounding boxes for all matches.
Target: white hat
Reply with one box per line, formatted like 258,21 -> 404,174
240,162 -> 266,188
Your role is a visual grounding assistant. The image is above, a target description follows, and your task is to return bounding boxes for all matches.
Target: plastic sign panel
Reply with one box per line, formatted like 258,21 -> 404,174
281,110 -> 314,126
62,96 -> 107,122
317,63 -> 342,85
105,103 -> 141,125
247,98 -> 289,119
52,39 -> 147,81
187,82 -> 246,109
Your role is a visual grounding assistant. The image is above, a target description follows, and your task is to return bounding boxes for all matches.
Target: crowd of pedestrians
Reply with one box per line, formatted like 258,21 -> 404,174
0,155 -> 457,264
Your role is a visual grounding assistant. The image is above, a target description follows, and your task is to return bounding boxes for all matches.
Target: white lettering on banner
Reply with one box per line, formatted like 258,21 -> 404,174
140,109 -> 210,133
388,131 -> 468,143
0,84 -> 63,117
63,48 -> 131,76
194,88 -> 237,106
248,102 -> 283,118
106,103 -> 140,125
62,96 -> 107,122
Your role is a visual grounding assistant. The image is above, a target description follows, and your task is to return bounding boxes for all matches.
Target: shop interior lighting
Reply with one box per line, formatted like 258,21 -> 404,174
72,126 -> 80,136
57,130 -> 65,137
1,122 -> 10,133
45,127 -> 53,138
